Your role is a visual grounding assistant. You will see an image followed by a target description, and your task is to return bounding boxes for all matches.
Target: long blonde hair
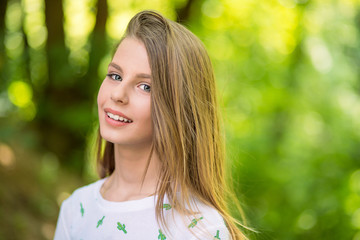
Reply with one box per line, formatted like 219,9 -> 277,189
96,10 -> 248,239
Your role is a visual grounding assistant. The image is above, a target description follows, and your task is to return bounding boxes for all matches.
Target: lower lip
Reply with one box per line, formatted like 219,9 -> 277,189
104,113 -> 131,127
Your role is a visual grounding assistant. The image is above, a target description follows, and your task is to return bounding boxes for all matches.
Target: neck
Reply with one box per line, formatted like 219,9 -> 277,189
101,143 -> 161,202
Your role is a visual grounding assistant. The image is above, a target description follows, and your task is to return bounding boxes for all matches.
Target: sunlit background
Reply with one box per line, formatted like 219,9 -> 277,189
0,0 -> 360,239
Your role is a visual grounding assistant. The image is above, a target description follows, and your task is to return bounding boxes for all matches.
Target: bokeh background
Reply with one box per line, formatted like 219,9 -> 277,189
0,0 -> 360,239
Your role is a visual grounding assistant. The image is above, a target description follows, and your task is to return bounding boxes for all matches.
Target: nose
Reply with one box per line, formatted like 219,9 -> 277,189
110,82 -> 129,104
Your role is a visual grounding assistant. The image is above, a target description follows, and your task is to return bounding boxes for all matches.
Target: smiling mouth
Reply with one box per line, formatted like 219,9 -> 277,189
106,112 -> 133,123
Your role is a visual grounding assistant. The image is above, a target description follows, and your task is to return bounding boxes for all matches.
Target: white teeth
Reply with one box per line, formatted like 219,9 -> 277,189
106,112 -> 132,123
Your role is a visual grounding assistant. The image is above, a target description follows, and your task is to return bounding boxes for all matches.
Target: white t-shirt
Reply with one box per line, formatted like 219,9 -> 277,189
54,178 -> 230,239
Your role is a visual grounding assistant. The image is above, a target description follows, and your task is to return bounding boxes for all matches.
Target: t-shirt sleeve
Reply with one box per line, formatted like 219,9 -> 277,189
188,222 -> 231,240
53,199 -> 71,240
170,201 -> 231,240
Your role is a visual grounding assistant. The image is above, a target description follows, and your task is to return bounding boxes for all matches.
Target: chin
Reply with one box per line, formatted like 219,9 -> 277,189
99,131 -> 119,144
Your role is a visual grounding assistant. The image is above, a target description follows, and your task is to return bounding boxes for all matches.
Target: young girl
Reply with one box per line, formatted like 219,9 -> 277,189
54,10 -> 247,240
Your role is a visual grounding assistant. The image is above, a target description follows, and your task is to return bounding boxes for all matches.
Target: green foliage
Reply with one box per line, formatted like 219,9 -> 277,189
0,0 -> 359,239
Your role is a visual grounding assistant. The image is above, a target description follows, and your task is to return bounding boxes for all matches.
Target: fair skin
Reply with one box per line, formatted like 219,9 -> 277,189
97,37 -> 161,202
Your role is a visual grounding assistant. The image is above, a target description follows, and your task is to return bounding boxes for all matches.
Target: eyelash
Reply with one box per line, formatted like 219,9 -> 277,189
106,73 -> 122,81
139,84 -> 151,93
107,73 -> 151,93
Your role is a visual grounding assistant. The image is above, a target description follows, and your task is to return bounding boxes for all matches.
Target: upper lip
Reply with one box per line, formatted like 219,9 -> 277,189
104,108 -> 132,121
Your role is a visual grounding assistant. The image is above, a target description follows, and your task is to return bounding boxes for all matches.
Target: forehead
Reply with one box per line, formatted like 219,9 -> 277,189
111,37 -> 151,75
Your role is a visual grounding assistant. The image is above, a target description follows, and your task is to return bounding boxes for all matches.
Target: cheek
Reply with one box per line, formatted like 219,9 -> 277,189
144,100 -> 152,121
137,99 -> 152,128
97,81 -> 106,107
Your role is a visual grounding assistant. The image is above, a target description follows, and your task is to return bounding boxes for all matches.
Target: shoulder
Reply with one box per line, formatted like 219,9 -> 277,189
191,200 -> 230,240
59,178 -> 105,214
71,178 -> 104,198
166,198 -> 231,240
54,179 -> 105,239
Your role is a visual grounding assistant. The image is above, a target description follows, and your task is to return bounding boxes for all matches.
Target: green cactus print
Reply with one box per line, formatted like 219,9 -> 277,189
158,229 -> 166,240
188,217 -> 204,228
117,222 -> 127,234
80,203 -> 84,217
162,204 -> 172,210
96,216 -> 105,228
214,230 -> 221,239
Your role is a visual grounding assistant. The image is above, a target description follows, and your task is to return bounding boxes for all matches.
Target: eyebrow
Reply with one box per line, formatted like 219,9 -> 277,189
108,62 -> 152,79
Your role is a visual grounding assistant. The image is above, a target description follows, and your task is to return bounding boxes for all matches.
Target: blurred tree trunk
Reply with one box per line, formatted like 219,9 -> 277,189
45,0 -> 65,52
175,0 -> 204,24
176,0 -> 194,23
79,0 -> 108,96
70,0 -> 109,171
39,0 -> 85,169
0,0 -> 7,36
0,0 -> 8,85
36,0 -> 109,172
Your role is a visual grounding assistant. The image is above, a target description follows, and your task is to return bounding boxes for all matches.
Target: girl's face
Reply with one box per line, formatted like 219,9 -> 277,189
97,37 -> 153,148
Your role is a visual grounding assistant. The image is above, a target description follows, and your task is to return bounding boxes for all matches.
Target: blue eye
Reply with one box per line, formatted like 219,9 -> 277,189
139,84 -> 151,92
107,73 -> 122,81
